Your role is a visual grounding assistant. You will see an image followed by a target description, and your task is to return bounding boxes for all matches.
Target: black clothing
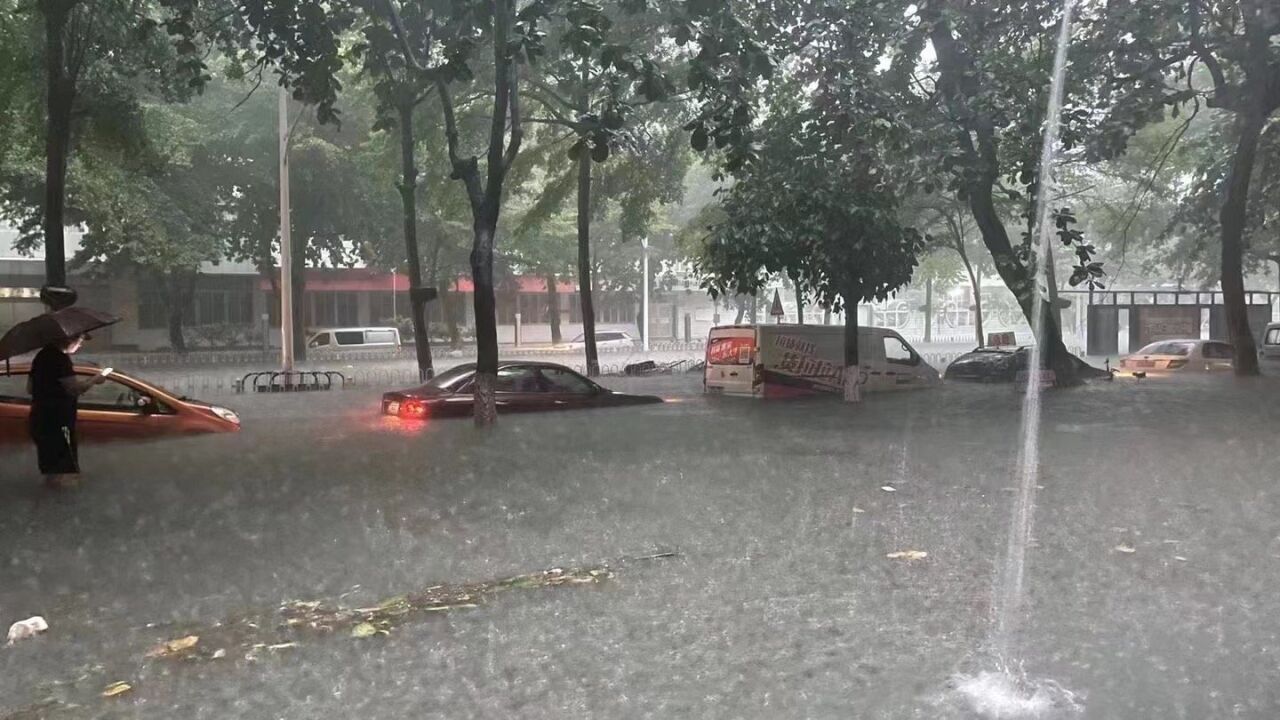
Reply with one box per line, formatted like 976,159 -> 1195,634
28,345 -> 79,474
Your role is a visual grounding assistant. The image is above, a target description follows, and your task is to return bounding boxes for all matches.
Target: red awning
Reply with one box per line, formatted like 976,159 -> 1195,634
258,269 -> 576,294
452,276 -> 577,294
259,269 -> 410,292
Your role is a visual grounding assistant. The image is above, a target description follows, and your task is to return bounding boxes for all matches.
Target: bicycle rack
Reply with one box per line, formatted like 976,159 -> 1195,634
234,370 -> 348,394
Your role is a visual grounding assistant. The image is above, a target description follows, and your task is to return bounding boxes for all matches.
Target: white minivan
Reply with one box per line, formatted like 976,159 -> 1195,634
1263,322 -> 1280,363
704,323 -> 939,398
306,327 -> 402,352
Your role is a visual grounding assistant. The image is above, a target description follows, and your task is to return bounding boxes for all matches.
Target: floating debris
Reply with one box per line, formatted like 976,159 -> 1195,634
886,550 -> 928,561
6,616 -> 49,645
101,681 -> 132,698
1114,545 -> 1137,554
145,635 -> 198,659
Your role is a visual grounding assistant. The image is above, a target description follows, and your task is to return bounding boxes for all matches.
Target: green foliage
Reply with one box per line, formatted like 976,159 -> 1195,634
695,100 -> 922,312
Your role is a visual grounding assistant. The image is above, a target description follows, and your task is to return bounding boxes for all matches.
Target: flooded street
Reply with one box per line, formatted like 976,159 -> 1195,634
4,374 -> 1280,718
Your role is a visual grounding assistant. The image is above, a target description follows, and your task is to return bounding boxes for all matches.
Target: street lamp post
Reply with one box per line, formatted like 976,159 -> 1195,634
278,85 -> 295,372
641,237 -> 650,352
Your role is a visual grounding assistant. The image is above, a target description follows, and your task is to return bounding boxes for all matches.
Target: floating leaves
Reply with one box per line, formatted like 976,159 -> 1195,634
1114,545 -> 1136,554
145,635 -> 198,659
142,561 -> 632,671
102,681 -> 132,698
880,485 -> 896,493
886,550 -> 928,561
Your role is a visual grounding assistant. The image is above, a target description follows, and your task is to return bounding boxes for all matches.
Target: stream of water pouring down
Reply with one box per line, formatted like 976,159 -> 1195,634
950,1 -> 1084,716
993,0 -> 1075,660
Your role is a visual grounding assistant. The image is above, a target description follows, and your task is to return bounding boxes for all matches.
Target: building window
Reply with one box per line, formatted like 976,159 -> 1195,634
873,301 -> 910,329
310,291 -> 359,328
138,287 -> 168,329
940,300 -> 971,328
141,282 -> 253,329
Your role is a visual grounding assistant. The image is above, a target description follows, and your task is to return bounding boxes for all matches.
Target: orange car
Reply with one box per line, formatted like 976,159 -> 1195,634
0,364 -> 240,444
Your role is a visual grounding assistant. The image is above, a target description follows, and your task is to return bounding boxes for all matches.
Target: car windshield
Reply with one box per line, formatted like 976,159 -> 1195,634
419,364 -> 476,391
1137,341 -> 1194,356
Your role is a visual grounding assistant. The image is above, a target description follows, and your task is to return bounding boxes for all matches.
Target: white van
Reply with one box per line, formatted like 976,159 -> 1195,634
1263,322 -> 1280,363
306,327 -> 402,352
704,324 -> 939,398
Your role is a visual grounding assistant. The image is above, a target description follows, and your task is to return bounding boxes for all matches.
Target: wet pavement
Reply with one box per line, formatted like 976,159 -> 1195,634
2,373 -> 1279,718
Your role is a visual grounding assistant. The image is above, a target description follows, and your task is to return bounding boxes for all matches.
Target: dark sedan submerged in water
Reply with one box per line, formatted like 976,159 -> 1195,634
381,362 -> 664,419
944,347 -> 1111,383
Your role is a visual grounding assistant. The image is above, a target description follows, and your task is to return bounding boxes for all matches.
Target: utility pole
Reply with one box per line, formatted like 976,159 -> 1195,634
641,236 -> 650,352
278,85 -> 295,372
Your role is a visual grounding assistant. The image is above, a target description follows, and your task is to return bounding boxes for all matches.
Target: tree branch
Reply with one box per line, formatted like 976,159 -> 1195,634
503,62 -> 523,174
437,78 -> 482,204
1188,0 -> 1233,107
229,59 -> 268,112
525,116 -> 586,131
486,0 -> 515,190
379,0 -> 427,72
524,75 -> 576,112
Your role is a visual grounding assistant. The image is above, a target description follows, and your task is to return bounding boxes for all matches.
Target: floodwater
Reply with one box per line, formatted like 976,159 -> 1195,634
2,373 -> 1280,718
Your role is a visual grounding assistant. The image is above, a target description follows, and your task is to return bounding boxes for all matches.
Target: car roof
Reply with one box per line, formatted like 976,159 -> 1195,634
433,361 -> 588,372
310,327 -> 398,333
496,361 -> 586,370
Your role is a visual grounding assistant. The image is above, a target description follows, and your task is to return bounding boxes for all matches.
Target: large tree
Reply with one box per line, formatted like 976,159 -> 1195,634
693,88 -> 924,401
227,0 -> 662,425
22,0 -> 213,291
514,1 -> 677,374
1089,0 -> 1280,375
916,0 -> 1103,385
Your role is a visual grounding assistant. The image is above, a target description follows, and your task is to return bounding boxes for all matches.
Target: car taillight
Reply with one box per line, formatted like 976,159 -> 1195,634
402,400 -> 427,417
1166,359 -> 1187,369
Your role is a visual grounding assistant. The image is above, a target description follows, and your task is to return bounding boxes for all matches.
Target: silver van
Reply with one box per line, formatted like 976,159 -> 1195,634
307,327 -> 401,352
1262,322 -> 1280,363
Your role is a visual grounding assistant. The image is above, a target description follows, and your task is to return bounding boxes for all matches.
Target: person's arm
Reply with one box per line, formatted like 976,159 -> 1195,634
59,372 -> 107,397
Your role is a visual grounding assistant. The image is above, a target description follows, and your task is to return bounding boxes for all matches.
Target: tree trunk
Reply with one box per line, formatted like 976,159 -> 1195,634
397,100 -> 435,380
972,277 -> 985,347
734,296 -> 746,324
924,278 -> 933,343
288,233 -> 308,362
957,242 -> 984,346
43,3 -> 73,287
794,282 -> 805,324
968,184 -> 1077,383
928,13 -> 1079,385
823,308 -> 831,325
165,271 -> 195,354
441,287 -> 462,348
545,272 -> 562,344
749,294 -> 758,324
1219,107 -> 1265,376
471,214 -> 500,427
576,148 -> 599,375
843,299 -> 861,402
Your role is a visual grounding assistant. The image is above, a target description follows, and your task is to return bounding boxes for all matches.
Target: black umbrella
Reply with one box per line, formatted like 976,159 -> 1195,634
0,306 -> 120,362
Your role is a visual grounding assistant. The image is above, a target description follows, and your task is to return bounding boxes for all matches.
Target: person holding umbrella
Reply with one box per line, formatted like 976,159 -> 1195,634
26,333 -> 107,488
0,295 -> 120,488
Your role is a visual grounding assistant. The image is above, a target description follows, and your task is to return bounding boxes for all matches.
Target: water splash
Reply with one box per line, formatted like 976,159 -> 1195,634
948,668 -> 1084,719
952,1 -> 1084,716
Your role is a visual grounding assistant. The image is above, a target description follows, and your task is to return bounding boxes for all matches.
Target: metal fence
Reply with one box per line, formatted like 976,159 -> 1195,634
142,351 -> 988,399
90,340 -> 710,369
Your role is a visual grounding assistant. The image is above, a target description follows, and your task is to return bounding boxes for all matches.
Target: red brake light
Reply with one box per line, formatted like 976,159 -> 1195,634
402,399 -> 427,417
